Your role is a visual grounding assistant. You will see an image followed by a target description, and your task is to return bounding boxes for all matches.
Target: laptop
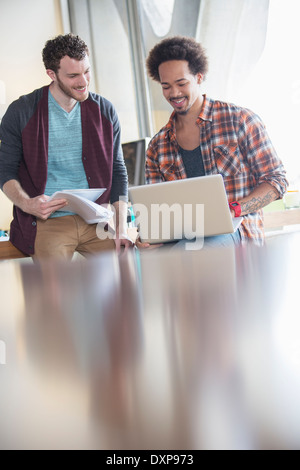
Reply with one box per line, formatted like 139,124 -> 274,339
128,174 -> 243,244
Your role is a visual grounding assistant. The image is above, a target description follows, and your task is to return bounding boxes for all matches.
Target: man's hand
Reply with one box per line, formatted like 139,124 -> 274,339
3,180 -> 68,219
135,236 -> 163,250
112,200 -> 136,254
114,232 -> 134,254
23,195 -> 68,219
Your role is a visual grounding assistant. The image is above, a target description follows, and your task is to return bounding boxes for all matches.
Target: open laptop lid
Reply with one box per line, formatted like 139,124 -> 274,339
128,174 -> 243,244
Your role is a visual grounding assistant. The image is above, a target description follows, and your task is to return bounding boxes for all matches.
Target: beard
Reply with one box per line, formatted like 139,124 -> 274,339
170,96 -> 191,115
174,108 -> 189,115
56,76 -> 89,102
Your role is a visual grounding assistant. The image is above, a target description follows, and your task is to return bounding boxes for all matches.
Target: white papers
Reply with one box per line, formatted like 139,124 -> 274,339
49,188 -> 114,224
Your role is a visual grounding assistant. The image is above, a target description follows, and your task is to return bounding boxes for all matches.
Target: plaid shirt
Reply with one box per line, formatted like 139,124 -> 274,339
145,95 -> 288,244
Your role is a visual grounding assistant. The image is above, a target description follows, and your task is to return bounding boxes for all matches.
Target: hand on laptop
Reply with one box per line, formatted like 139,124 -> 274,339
135,236 -> 163,250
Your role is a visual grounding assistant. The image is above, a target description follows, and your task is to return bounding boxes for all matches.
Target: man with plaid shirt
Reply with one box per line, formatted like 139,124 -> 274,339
140,36 -> 287,248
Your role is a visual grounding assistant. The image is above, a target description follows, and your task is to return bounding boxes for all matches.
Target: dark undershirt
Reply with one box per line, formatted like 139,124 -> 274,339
179,145 -> 205,178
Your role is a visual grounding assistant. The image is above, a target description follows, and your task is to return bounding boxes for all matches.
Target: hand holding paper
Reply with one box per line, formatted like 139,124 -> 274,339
49,189 -> 114,224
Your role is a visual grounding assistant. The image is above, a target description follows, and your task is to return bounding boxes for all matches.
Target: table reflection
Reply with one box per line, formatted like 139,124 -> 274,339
0,233 -> 300,449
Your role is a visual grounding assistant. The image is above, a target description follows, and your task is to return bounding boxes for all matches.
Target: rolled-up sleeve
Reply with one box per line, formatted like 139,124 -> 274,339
239,111 -> 288,198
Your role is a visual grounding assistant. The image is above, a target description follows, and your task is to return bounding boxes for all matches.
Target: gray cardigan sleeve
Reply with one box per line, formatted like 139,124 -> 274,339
0,101 -> 23,189
101,97 -> 128,204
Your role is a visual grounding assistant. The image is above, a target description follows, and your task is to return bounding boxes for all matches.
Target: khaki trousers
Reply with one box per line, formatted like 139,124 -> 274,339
34,215 -> 115,260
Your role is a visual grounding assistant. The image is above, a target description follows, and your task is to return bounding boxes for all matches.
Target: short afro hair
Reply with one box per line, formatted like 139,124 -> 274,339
146,36 -> 209,82
42,33 -> 89,73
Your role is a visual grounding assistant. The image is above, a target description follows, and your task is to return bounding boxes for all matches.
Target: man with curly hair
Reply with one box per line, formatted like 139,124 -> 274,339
140,36 -> 288,248
0,34 -> 132,259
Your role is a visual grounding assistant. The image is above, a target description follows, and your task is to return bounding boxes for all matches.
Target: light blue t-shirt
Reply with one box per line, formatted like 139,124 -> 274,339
45,90 -> 89,217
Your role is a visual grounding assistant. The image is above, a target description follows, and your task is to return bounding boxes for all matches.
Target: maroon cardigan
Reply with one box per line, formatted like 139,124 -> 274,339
0,86 -> 128,254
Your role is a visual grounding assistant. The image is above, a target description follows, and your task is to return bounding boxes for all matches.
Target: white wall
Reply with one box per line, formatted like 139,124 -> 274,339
0,0 -> 63,119
0,192 -> 13,229
0,0 -> 63,226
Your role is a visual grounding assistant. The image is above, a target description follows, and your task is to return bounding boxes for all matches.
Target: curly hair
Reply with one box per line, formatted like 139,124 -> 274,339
42,33 -> 89,73
146,36 -> 209,82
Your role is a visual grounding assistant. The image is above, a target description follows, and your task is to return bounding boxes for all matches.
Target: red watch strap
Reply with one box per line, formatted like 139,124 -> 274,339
229,201 -> 241,217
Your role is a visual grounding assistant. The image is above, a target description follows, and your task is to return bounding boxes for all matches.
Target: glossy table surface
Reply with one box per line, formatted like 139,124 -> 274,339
1,233 -> 300,450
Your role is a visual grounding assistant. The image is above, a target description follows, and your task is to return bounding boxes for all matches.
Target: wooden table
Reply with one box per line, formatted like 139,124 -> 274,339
0,230 -> 138,261
1,233 -> 300,450
0,240 -> 29,260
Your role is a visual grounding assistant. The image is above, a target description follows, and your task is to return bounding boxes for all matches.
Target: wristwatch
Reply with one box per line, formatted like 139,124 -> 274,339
229,201 -> 241,217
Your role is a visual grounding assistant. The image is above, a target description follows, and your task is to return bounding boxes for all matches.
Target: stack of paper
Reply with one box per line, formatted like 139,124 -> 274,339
49,189 -> 114,224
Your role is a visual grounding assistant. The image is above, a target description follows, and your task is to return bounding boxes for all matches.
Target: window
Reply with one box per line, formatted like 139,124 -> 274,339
231,0 -> 300,189
141,0 -> 175,37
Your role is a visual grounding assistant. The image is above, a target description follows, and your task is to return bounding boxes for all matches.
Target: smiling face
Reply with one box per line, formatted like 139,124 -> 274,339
47,54 -> 91,105
158,60 -> 203,115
